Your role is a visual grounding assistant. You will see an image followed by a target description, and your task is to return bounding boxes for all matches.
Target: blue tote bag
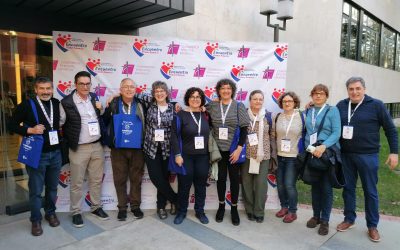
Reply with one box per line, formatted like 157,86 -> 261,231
17,99 -> 44,169
229,103 -> 246,164
168,116 -> 187,175
113,100 -> 143,149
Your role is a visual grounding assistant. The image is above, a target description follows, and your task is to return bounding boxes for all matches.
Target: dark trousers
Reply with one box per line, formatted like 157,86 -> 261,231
145,150 -> 177,209
111,148 -> 144,210
311,171 -> 333,222
277,156 -> 298,213
26,149 -> 62,222
342,153 -> 379,228
217,151 -> 240,204
178,154 -> 209,214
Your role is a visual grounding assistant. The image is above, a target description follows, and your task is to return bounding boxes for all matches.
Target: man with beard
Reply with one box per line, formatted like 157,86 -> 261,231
10,77 -> 62,236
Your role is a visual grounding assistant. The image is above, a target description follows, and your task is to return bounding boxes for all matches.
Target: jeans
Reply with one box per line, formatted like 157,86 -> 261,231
277,156 -> 298,213
26,149 -> 62,223
217,151 -> 240,204
311,170 -> 333,222
177,154 -> 209,214
342,153 -> 379,228
145,150 -> 177,209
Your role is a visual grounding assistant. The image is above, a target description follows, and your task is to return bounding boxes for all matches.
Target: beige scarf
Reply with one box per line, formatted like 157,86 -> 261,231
248,108 -> 265,162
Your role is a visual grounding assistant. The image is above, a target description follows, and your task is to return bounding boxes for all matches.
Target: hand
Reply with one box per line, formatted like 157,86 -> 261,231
175,155 -> 184,167
229,146 -> 242,164
385,154 -> 399,170
305,101 -> 314,109
95,101 -> 102,110
312,144 -> 326,158
106,93 -> 119,107
174,103 -> 182,112
212,97 -> 219,102
200,106 -> 206,112
28,124 -> 45,135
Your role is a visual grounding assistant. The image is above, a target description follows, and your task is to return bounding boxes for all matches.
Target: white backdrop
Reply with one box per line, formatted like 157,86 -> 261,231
53,31 -> 288,211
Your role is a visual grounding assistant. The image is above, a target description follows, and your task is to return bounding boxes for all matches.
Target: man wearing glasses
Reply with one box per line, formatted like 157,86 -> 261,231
60,71 -> 109,227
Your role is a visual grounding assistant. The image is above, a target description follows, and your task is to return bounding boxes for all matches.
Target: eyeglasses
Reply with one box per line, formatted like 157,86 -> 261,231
77,82 -> 91,87
313,92 -> 326,96
189,96 -> 201,100
154,90 -> 166,94
282,100 -> 294,104
121,85 -> 136,90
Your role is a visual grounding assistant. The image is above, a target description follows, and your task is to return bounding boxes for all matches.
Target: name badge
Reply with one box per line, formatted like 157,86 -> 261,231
342,125 -> 354,139
281,139 -> 291,152
194,136 -> 205,149
219,127 -> 228,140
247,133 -> 258,146
310,132 -> 317,145
155,129 -> 165,142
88,121 -> 100,136
49,130 -> 59,145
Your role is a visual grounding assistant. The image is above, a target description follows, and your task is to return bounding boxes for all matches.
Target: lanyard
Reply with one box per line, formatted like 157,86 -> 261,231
76,93 -> 95,119
36,96 -> 54,129
311,104 -> 327,131
250,114 -> 258,132
220,100 -> 232,126
347,97 -> 364,125
157,106 -> 166,128
283,112 -> 295,138
123,103 -> 132,115
190,111 -> 202,136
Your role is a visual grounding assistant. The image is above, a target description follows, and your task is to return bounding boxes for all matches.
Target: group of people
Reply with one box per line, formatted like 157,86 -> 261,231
11,72 -> 398,243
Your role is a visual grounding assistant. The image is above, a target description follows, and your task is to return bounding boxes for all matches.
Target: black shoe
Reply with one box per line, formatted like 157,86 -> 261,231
117,210 -> 127,221
170,203 -> 177,215
72,214 -> 84,228
231,206 -> 240,226
255,216 -> 264,223
131,208 -> 144,219
157,208 -> 168,220
247,213 -> 255,221
91,208 -> 109,221
215,203 -> 225,223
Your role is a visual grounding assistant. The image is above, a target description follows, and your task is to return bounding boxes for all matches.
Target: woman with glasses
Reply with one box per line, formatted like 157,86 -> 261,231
171,87 -> 210,225
304,84 -> 340,235
206,78 -> 250,226
274,92 -> 304,223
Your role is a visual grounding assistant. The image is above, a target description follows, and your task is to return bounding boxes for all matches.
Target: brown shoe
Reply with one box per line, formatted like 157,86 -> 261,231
336,221 -> 355,232
306,217 -> 320,228
318,221 -> 329,236
45,214 -> 60,227
283,213 -> 297,223
368,227 -> 381,242
275,208 -> 289,218
31,221 -> 43,236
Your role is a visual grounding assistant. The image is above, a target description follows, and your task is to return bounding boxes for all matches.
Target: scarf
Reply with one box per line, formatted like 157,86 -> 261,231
248,108 -> 265,162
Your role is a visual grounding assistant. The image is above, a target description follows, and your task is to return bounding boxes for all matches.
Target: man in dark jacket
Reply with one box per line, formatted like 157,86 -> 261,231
60,71 -> 109,227
102,78 -> 145,221
10,77 -> 62,236
336,76 -> 398,242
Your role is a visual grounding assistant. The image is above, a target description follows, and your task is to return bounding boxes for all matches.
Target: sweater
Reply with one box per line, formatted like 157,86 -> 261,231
337,95 -> 398,154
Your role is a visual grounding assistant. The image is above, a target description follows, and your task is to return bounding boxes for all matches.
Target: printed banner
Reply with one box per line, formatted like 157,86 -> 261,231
54,31 -> 288,211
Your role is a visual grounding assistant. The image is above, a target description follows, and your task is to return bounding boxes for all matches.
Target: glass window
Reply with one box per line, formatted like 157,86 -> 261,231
343,2 -> 350,16
380,26 -> 396,69
340,2 -> 358,60
340,17 -> 349,57
360,14 -> 380,65
396,35 -> 400,71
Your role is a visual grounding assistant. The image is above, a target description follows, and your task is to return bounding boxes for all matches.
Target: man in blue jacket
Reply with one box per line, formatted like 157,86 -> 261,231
336,76 -> 398,242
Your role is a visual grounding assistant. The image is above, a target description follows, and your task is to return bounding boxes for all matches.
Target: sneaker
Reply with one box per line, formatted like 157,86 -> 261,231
72,214 -> 84,228
173,213 -> 186,225
306,216 -> 320,228
255,216 -> 264,223
117,210 -> 127,221
195,213 -> 209,224
91,208 -> 109,221
247,213 -> 255,221
131,208 -> 144,219
318,221 -> 329,236
283,213 -> 297,223
368,227 -> 381,242
336,221 -> 355,232
157,208 -> 168,220
275,208 -> 289,218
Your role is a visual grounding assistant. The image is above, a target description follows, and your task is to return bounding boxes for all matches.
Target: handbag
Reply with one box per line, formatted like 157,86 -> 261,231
17,99 -> 44,169
229,102 -> 246,164
168,116 -> 187,175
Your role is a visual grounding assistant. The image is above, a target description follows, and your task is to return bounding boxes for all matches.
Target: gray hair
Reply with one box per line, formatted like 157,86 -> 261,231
345,77 -> 366,88
120,78 -> 136,87
151,81 -> 170,102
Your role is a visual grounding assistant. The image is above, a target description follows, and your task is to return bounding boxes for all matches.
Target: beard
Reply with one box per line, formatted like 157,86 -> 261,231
39,94 -> 52,101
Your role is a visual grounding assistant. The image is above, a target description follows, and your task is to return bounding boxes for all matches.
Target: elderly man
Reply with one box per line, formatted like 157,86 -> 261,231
10,77 -> 62,236
336,76 -> 398,242
60,71 -> 109,227
102,78 -> 145,221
